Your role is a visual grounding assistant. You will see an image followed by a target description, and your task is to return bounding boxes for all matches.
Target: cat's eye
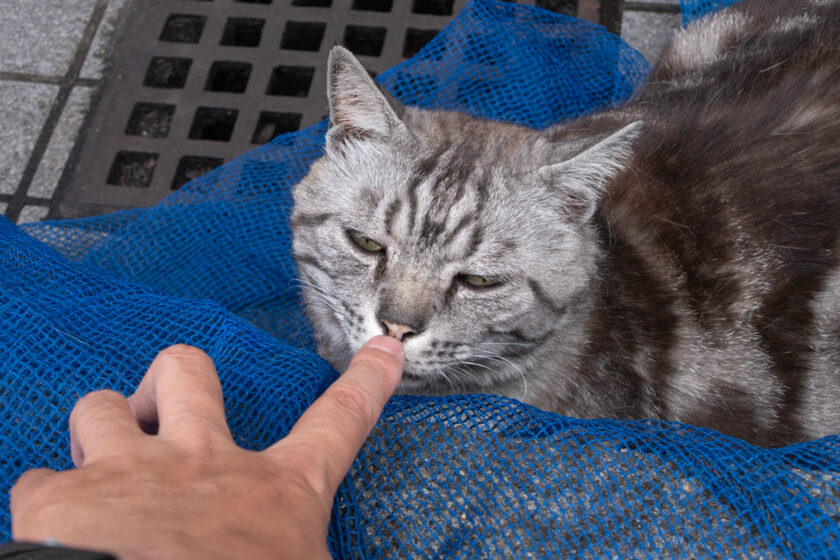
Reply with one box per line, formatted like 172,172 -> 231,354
349,231 -> 384,253
458,274 -> 499,288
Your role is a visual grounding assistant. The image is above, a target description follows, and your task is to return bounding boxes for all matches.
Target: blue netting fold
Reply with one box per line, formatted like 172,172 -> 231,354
2,0 -> 838,557
680,0 -> 740,25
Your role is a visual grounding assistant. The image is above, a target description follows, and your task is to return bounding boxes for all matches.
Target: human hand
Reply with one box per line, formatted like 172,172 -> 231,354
10,336 -> 404,560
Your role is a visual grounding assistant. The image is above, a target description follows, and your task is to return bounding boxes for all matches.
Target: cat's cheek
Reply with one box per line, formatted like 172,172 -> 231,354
399,340 -> 425,371
345,308 -> 391,357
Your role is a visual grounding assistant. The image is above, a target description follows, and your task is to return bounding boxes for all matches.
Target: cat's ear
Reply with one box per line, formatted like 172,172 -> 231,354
326,46 -> 405,151
539,121 -> 642,223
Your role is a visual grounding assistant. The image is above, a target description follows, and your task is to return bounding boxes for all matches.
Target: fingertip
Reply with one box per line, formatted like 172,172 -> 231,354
362,335 -> 404,357
150,345 -> 216,377
358,336 -> 405,389
69,389 -> 128,434
67,390 -> 140,467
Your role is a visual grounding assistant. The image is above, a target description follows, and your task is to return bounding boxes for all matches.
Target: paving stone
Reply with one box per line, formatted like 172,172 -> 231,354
29,87 -> 95,199
0,0 -> 97,76
81,0 -> 135,80
621,10 -> 682,64
0,82 -> 60,195
17,205 -> 50,224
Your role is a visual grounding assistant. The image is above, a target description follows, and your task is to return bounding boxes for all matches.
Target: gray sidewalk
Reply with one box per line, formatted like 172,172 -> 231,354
0,0 -> 680,225
0,0 -> 130,223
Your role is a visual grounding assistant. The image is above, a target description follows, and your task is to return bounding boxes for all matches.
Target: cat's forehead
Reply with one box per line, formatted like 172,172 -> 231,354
408,111 -> 543,165
363,176 -> 551,270
336,111 -> 577,264
368,115 -> 546,207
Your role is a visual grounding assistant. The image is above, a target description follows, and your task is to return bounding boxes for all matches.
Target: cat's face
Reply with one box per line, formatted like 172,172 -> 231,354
292,47 -> 639,397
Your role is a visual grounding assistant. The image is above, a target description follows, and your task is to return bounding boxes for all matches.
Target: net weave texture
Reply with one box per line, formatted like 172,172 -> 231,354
680,0 -> 740,25
3,0 -> 839,557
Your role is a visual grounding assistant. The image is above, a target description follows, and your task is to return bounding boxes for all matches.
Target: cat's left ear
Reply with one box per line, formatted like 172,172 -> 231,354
539,121 -> 643,223
326,46 -> 406,151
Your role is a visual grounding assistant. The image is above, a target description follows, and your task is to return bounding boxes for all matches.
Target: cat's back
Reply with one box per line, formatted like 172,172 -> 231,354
655,0 -> 840,82
598,0 -> 840,445
643,0 -> 840,148
619,0 -> 840,253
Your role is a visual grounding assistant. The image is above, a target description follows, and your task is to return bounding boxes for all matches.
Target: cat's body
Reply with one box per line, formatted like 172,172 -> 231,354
292,0 -> 840,447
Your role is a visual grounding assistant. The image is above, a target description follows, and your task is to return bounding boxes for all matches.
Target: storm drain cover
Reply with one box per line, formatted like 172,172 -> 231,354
59,0 -> 621,218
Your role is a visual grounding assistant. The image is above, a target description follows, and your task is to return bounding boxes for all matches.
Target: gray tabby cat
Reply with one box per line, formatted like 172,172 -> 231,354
292,0 -> 840,447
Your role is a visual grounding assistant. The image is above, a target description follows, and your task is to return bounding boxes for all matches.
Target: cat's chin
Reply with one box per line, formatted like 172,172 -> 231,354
395,367 -> 455,395
395,376 -> 452,396
396,363 -> 524,398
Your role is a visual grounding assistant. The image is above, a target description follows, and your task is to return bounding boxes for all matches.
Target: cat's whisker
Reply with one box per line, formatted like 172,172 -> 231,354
435,366 -> 458,392
497,356 -> 529,402
473,341 -> 535,349
450,364 -> 485,391
304,291 -> 345,318
295,279 -> 347,317
294,278 -> 334,299
468,352 -> 529,402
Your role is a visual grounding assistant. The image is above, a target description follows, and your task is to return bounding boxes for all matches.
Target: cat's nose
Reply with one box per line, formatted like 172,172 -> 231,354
379,319 -> 419,341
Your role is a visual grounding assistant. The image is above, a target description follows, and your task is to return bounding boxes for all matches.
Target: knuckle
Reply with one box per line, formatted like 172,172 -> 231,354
76,389 -> 123,408
10,469 -> 54,512
9,477 -> 31,508
270,454 -> 331,503
178,428 -> 222,460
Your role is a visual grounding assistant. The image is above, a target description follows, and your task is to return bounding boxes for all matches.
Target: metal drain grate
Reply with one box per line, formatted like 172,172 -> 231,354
57,0 -> 623,218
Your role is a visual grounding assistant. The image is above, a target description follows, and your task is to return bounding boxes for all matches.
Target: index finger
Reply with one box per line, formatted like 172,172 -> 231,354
268,336 -> 404,495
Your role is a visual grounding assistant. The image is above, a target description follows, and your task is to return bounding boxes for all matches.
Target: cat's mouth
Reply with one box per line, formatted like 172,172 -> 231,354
399,367 -> 435,384
396,369 -> 454,395
396,358 -> 508,394
396,362 -> 460,394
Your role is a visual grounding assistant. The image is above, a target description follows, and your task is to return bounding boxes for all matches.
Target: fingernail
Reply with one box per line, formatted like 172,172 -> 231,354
363,335 -> 404,356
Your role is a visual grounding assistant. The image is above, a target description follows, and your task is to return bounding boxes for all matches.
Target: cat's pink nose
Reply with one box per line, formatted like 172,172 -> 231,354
380,319 -> 418,341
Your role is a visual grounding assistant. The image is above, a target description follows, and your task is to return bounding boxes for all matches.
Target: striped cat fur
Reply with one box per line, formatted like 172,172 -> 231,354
292,0 -> 840,446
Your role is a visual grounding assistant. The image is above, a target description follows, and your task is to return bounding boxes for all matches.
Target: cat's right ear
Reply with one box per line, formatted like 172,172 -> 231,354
537,121 -> 642,224
326,46 -> 406,151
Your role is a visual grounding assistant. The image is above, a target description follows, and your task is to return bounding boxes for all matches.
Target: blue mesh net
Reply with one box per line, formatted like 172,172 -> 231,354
3,0 -> 839,556
680,0 -> 740,26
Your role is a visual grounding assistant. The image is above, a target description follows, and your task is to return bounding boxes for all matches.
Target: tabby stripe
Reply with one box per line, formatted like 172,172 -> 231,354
488,328 -> 552,346
295,254 -> 332,275
407,145 -> 450,234
373,257 -> 387,283
291,212 -> 334,228
441,214 -> 475,247
383,198 -> 402,235
528,279 -> 566,315
451,181 -> 465,208
360,188 -> 378,209
426,161 -> 458,224
452,142 -> 480,189
466,225 -> 484,258
420,216 -> 446,246
429,144 -> 477,219
495,330 -> 554,357
473,167 -> 491,208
